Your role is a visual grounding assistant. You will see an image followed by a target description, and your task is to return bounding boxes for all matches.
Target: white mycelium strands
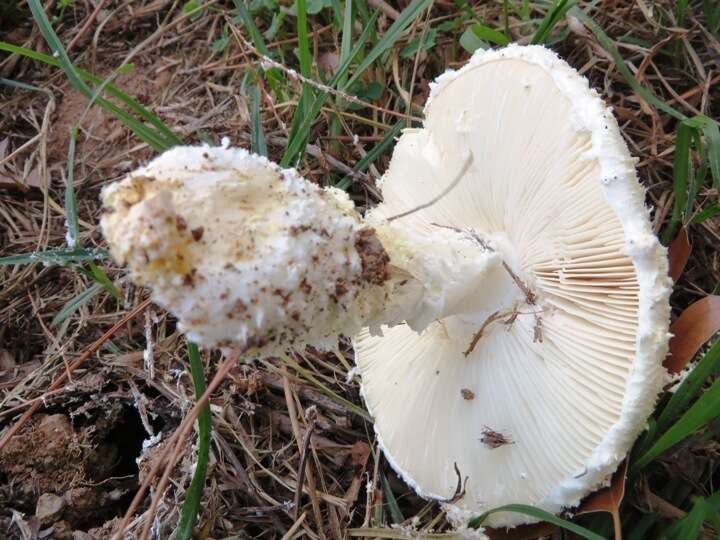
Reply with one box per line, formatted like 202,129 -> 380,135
355,45 -> 671,527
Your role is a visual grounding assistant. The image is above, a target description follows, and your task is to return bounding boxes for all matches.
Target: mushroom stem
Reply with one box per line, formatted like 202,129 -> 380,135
100,145 -> 506,356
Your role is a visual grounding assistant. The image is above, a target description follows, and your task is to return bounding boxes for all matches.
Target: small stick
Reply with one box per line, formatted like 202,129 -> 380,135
0,298 -> 151,451
463,311 -> 502,357
129,350 -> 239,540
281,512 -> 308,540
293,409 -> 318,519
66,0 -> 110,52
282,374 -> 326,537
387,153 -> 473,222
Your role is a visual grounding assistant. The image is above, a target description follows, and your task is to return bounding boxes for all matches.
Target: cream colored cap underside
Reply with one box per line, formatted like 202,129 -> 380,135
356,56 -> 644,522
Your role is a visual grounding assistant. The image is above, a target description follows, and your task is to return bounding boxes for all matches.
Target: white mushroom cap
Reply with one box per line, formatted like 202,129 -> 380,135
354,44 -> 672,527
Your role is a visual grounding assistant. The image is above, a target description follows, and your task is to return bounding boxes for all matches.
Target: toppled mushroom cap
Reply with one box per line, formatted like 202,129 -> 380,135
354,44 -> 672,527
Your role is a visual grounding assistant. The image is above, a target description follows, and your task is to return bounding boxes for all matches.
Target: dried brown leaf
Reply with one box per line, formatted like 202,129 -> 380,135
485,462 -> 628,540
668,228 -> 691,282
350,441 -> 371,469
23,165 -> 45,189
665,295 -> 720,374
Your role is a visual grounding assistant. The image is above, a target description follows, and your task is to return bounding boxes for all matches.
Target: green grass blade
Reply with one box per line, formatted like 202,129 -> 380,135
279,354 -> 372,420
26,0 -> 170,148
676,0 -> 690,26
631,376 -> 720,473
465,23 -> 510,46
531,0 -> 575,44
51,282 -> 104,327
296,0 -> 312,77
335,120 -> 403,190
700,119 -> 720,190
0,248 -> 108,266
27,0 -> 92,97
0,78 -> 49,94
65,127 -> 80,249
704,0 -> 720,34
339,0 -> 353,76
692,203 -> 720,224
661,494 -> 720,539
344,0 -> 431,91
249,83 -> 267,156
280,11 -> 379,166
634,338 -> 720,458
571,8 -> 685,121
282,0 -> 315,166
86,261 -> 121,302
665,122 -> 693,242
176,341 -> 212,540
0,42 -> 180,150
656,339 -> 720,436
232,0 -> 271,56
380,473 -> 405,524
467,504 -> 604,539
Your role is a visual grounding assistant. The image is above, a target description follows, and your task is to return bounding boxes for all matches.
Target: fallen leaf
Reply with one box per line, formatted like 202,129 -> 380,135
665,295 -> 720,374
23,165 -> 45,189
577,461 -> 627,516
577,461 -> 627,539
485,462 -> 628,539
343,441 -> 372,510
350,440 -> 371,469
0,350 -> 16,370
668,228 -> 691,282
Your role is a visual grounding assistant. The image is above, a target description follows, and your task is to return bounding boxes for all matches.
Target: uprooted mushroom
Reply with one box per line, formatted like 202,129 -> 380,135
101,44 -> 671,528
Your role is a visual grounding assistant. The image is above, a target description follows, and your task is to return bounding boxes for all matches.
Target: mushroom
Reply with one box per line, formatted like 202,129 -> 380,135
354,44 -> 671,526
100,143 -> 505,357
100,44 -> 671,528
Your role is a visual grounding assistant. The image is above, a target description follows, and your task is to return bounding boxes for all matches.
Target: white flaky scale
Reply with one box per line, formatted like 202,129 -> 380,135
355,44 -> 671,527
100,44 -> 671,531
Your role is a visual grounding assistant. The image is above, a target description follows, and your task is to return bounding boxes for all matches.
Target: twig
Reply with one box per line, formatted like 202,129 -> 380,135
281,512 -> 308,540
126,349 -> 239,540
463,311 -> 502,357
283,374 -> 326,538
386,153 -> 473,222
66,0 -> 110,52
293,409 -> 318,519
227,22 -> 421,122
368,0 -> 400,20
0,297 -> 151,452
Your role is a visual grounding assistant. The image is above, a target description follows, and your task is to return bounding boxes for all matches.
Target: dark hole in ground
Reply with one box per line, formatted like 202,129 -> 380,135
0,400 -> 168,535
105,405 -> 150,477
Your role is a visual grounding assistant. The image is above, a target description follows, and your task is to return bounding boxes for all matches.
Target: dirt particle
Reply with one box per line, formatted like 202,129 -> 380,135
354,228 -> 390,286
190,226 -> 204,241
289,224 -> 311,236
461,388 -> 475,400
36,492 -> 65,525
335,278 -> 349,298
480,426 -> 514,449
